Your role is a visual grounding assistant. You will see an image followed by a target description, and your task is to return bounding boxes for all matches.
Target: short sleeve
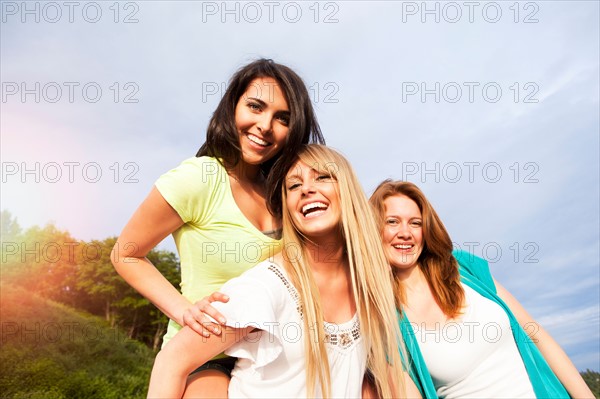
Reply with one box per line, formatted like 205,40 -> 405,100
211,264 -> 287,374
154,157 -> 224,224
453,249 -> 496,293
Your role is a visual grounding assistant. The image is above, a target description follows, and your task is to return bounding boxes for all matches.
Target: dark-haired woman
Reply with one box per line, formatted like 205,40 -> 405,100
369,180 -> 593,398
111,59 -> 324,397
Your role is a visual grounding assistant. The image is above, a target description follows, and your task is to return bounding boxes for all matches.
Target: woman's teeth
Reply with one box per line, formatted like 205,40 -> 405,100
248,134 -> 269,146
302,202 -> 328,217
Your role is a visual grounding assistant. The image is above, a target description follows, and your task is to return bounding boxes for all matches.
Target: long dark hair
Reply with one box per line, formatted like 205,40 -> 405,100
196,59 -> 324,217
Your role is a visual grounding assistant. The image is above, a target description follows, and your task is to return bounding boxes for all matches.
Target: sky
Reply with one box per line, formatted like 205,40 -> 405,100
1,1 -> 599,372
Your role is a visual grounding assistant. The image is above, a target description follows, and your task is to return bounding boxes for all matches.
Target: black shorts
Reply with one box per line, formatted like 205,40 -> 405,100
190,357 -> 237,378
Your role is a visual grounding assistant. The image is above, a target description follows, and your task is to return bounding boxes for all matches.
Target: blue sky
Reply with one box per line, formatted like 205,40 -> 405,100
1,1 -> 598,371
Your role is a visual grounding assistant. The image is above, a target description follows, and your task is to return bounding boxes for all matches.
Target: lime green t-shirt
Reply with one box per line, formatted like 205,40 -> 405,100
155,156 -> 282,347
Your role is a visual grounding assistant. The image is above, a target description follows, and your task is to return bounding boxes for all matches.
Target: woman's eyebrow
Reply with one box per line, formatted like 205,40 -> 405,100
244,97 -> 266,105
285,174 -> 302,181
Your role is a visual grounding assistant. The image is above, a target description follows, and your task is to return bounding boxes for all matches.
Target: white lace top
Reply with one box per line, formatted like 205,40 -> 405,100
212,260 -> 366,398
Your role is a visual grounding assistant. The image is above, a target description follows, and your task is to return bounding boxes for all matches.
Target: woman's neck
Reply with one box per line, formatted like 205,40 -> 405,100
305,238 -> 355,321
304,238 -> 348,277
396,264 -> 429,293
228,161 -> 262,184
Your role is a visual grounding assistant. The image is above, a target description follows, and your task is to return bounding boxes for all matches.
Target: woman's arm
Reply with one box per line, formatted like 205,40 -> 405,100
111,187 -> 225,335
495,280 -> 594,398
148,324 -> 254,398
111,187 -> 188,324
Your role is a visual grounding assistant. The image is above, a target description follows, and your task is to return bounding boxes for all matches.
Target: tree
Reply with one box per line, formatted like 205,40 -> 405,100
76,237 -> 131,325
76,238 -> 181,347
1,209 -> 22,241
580,369 -> 599,398
1,214 -> 182,351
1,210 -> 24,280
2,222 -> 80,305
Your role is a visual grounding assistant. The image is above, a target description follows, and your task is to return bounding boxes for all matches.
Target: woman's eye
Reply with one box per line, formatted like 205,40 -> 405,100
411,220 -> 422,227
248,102 -> 261,111
316,174 -> 334,182
386,219 -> 398,225
287,183 -> 301,191
276,114 -> 290,126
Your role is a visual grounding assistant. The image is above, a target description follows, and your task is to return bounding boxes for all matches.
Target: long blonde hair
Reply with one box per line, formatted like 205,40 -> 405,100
281,145 -> 406,398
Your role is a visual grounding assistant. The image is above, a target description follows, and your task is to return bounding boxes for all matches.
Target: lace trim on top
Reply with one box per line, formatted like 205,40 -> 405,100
324,316 -> 360,350
268,263 -> 303,318
267,263 -> 361,350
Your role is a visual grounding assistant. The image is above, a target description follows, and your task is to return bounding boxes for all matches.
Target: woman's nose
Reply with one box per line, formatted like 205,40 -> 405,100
301,180 -> 316,195
256,114 -> 273,133
395,224 -> 411,238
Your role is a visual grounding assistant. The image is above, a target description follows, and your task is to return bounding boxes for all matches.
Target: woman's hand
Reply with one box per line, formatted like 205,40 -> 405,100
183,292 -> 229,337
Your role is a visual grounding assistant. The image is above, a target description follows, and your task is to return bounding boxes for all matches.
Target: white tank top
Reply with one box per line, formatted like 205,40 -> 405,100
411,284 -> 536,398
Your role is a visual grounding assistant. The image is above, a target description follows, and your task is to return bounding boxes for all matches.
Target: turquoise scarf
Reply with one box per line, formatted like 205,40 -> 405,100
398,249 -> 569,398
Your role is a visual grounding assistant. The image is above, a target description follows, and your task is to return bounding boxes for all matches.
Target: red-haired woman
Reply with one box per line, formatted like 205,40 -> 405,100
369,180 -> 593,398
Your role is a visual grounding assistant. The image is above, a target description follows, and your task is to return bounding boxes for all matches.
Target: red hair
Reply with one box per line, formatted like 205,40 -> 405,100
369,180 -> 464,318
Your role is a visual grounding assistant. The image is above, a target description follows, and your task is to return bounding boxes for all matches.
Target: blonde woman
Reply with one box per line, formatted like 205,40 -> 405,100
147,145 -> 418,398
369,180 -> 593,398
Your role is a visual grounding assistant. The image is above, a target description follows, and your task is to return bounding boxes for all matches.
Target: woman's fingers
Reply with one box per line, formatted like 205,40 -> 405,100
182,306 -> 212,337
182,293 -> 229,337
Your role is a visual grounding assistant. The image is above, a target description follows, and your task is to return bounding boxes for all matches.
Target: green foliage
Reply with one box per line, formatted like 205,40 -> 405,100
1,210 -> 22,241
1,214 -> 181,349
1,221 -> 81,305
581,369 -> 600,398
0,283 -> 155,398
1,212 -> 183,396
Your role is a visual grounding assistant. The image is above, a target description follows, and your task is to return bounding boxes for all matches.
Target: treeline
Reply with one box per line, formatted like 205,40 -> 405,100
1,210 -> 180,350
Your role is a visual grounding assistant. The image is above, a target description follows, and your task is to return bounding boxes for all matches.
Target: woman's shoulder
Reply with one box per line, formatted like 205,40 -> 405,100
176,156 -> 225,172
240,256 -> 287,284
453,249 -> 487,267
157,156 -> 226,181
235,256 -> 295,298
217,257 -> 295,317
452,249 -> 495,292
154,156 -> 229,223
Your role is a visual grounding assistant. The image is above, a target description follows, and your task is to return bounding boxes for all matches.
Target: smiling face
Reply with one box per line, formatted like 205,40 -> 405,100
234,77 -> 290,167
284,160 -> 341,240
382,195 -> 424,272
